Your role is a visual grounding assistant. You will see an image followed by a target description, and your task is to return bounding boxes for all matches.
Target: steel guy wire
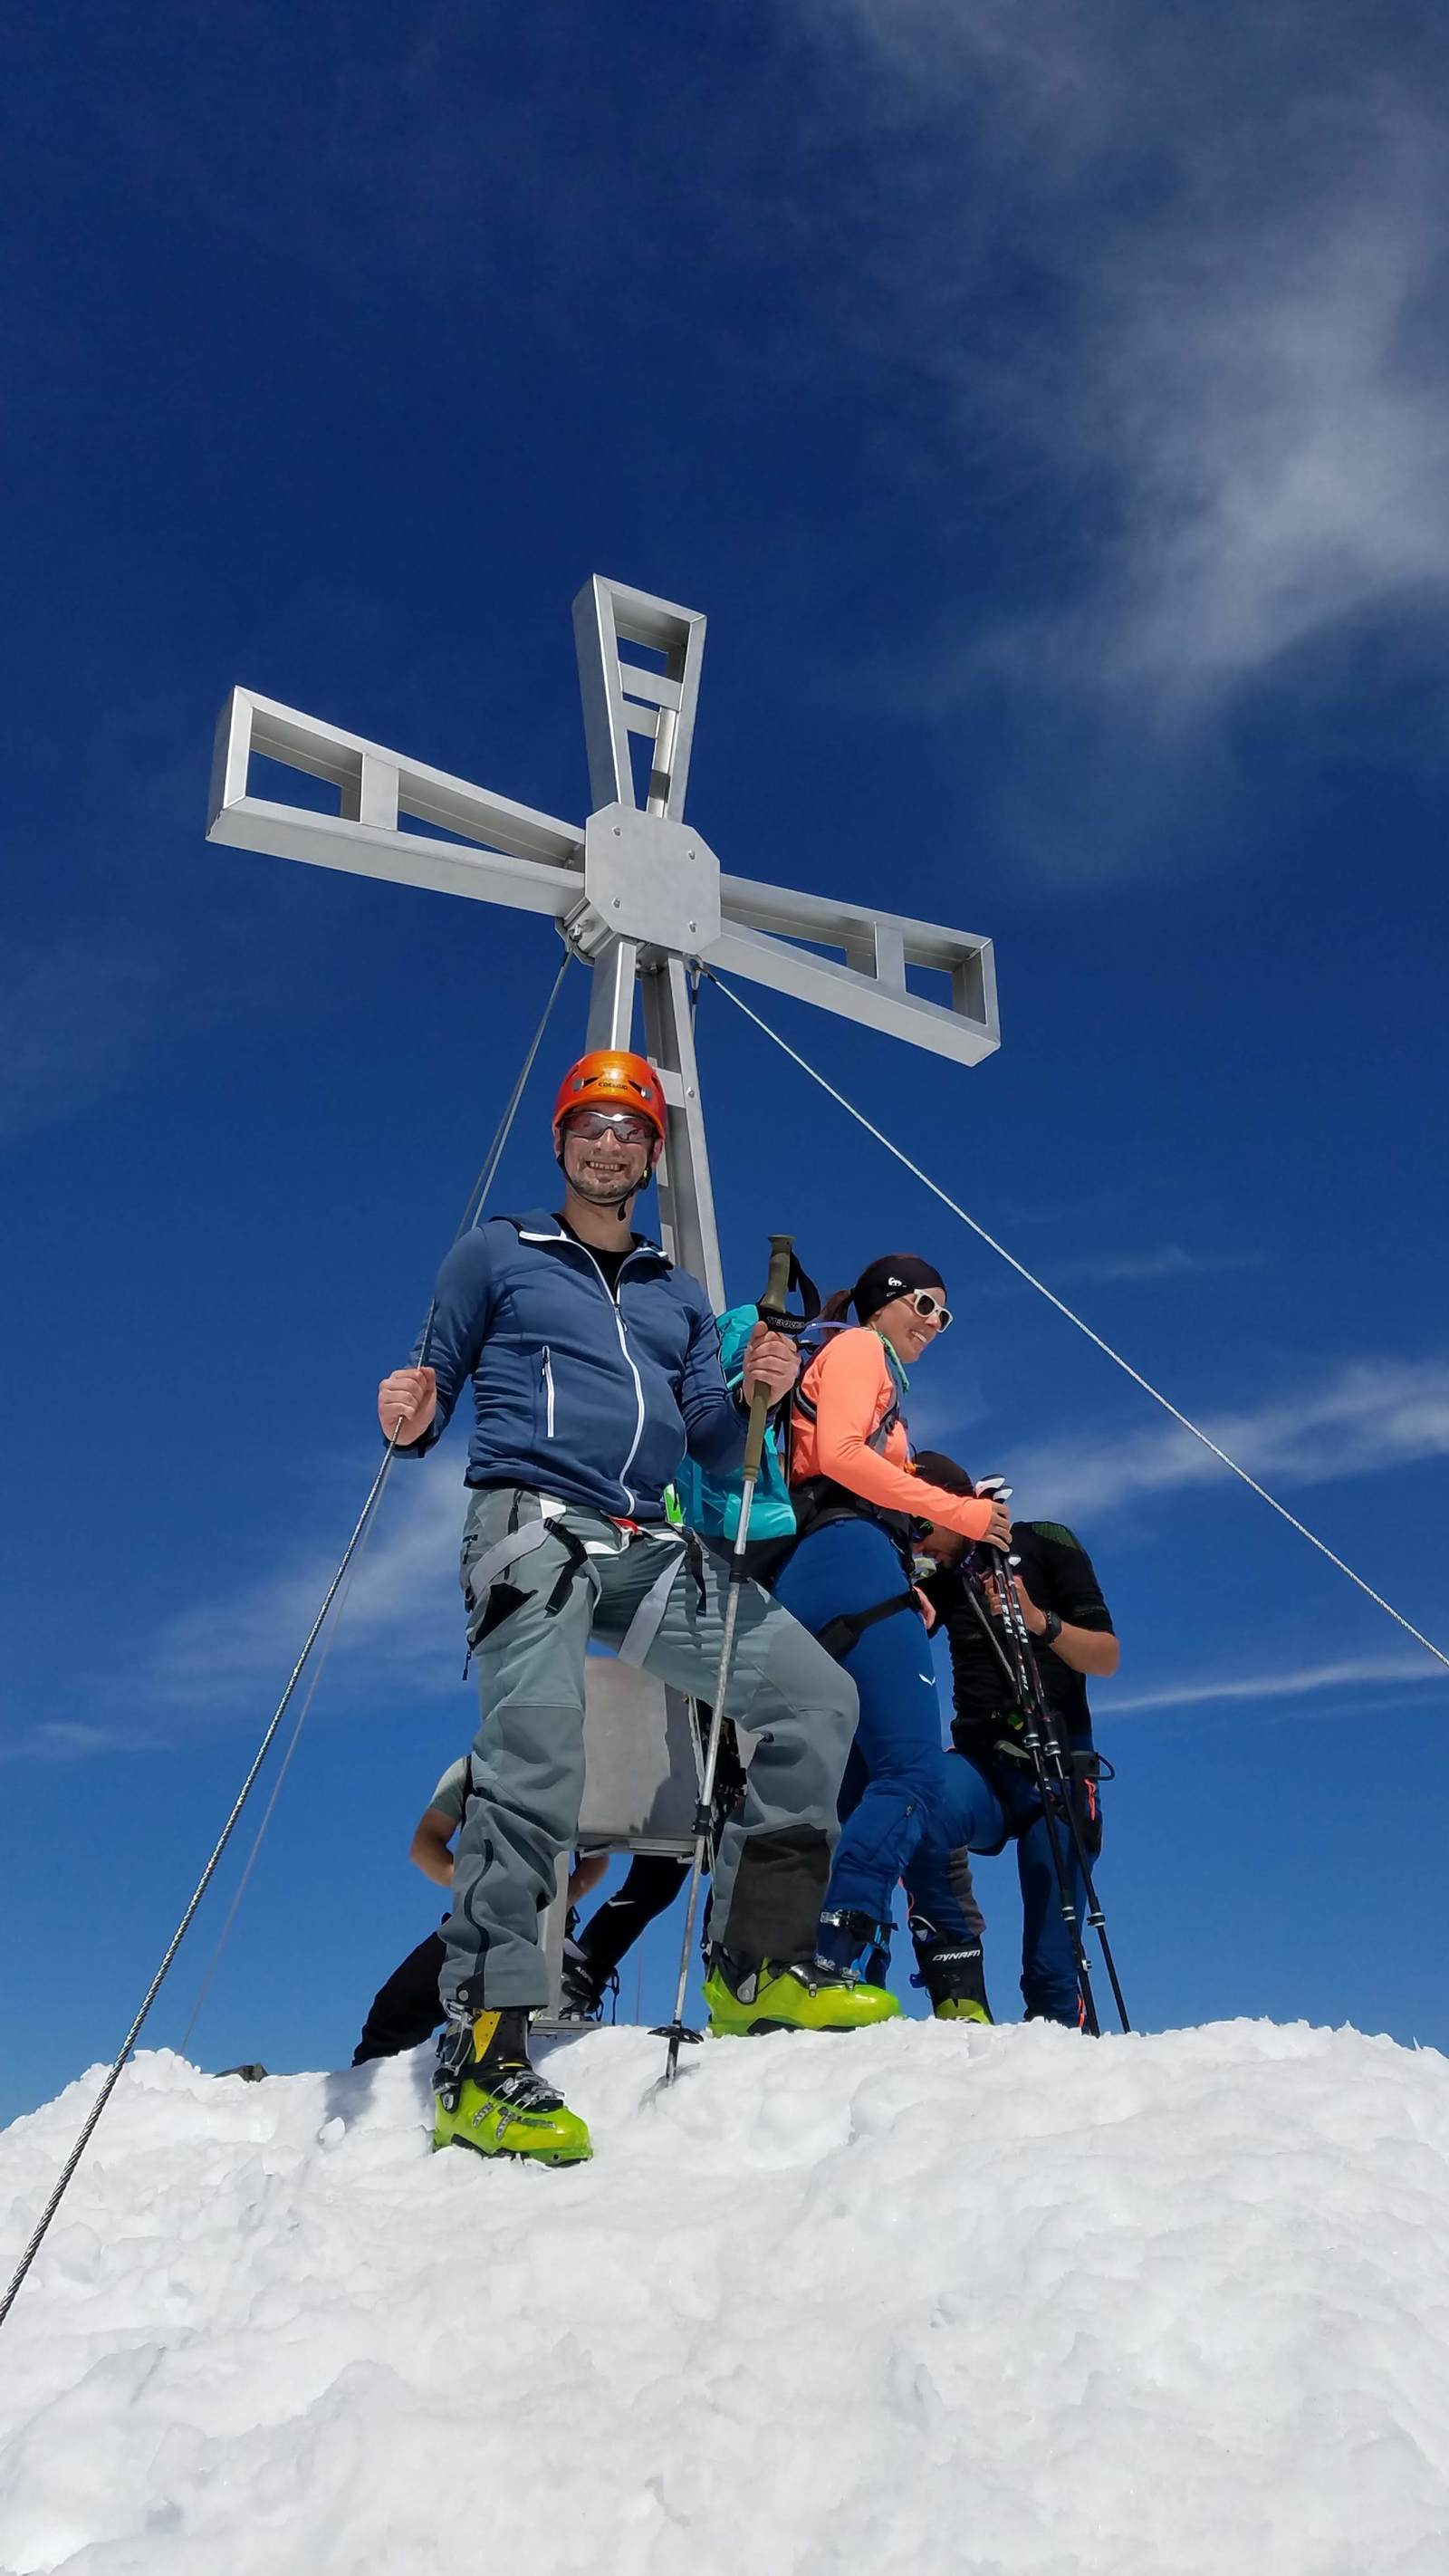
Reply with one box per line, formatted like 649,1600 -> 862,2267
0,951 -> 574,2337
449,949 -> 574,1241
705,967 -> 1449,1680
0,1437 -> 399,2337
178,1541 -> 368,2054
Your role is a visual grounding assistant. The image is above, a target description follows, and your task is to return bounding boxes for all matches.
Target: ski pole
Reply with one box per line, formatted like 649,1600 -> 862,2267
1039,1714 -> 1130,2034
652,1234 -> 796,2089
978,1524 -> 1131,2032
985,1558 -> 1102,2037
959,1491 -> 1101,2036
986,1539 -> 1130,2033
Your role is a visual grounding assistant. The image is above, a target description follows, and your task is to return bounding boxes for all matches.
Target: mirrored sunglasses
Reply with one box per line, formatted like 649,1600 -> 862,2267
907,1289 -> 952,1331
564,1108 -> 656,1147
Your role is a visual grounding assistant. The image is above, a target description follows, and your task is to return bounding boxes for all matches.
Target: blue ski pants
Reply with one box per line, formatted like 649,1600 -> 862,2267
772,1518 -> 1004,1942
906,1756 -> 1089,2027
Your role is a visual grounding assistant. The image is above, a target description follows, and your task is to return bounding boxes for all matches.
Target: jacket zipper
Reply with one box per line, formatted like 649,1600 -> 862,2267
519,1226 -> 654,1514
541,1346 -> 556,1438
574,1243 -> 648,1514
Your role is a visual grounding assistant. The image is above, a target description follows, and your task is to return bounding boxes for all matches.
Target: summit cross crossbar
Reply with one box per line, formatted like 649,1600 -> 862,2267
207,577 -> 1000,1301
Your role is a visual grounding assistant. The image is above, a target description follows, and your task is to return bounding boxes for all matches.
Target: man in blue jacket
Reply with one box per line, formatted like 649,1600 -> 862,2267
379,1047 -> 891,2170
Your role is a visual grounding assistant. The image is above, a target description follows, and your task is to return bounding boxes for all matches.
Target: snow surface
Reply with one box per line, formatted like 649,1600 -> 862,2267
3,2020 -> 1449,2575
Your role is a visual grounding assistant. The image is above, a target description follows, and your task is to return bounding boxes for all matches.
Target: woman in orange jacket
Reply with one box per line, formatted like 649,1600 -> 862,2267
772,1253 -> 1013,1994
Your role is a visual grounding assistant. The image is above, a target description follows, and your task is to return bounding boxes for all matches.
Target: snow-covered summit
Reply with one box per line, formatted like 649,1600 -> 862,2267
3,2018 -> 1449,2574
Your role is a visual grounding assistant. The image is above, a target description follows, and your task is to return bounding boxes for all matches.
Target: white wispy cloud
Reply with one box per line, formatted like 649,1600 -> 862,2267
4,1463 -> 476,1764
1008,1354 -> 1449,1523
3,1721 -> 125,1765
810,0 -> 1449,718
147,1465 -> 469,1714
1052,1246 -> 1266,1287
1107,1655 -> 1446,1718
13,1350 -> 1446,1764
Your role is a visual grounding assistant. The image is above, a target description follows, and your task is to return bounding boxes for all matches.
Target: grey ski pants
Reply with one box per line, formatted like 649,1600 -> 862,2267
440,1486 -> 859,2012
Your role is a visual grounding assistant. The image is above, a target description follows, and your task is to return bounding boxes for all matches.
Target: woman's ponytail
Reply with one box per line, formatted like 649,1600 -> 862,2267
820,1287 -> 855,1323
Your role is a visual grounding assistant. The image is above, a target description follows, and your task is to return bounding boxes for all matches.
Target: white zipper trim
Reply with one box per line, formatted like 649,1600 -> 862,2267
574,1243 -> 648,1514
523,1227 -> 655,1514
542,1346 -> 556,1438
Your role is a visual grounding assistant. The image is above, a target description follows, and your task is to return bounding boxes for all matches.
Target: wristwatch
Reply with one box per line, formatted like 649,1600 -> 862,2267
1037,1610 -> 1063,1649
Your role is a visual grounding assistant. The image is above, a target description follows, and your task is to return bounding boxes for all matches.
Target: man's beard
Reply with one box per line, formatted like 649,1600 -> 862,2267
568,1158 -> 648,1206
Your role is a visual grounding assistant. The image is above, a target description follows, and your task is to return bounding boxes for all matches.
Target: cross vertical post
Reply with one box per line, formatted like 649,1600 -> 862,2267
570,578 -> 723,1306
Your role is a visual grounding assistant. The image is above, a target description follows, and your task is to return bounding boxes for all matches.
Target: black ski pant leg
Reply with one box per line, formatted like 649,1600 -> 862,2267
946,1846 -> 987,1941
574,1855 -> 690,1981
836,1739 -> 869,1827
352,1929 -> 448,2063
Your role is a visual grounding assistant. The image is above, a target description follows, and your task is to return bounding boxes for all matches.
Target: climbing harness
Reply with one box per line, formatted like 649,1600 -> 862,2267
461,1496 -> 696,1669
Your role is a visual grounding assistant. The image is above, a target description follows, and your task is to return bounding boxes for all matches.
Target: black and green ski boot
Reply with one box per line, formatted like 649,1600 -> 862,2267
433,2006 -> 592,2166
916,1937 -> 993,2025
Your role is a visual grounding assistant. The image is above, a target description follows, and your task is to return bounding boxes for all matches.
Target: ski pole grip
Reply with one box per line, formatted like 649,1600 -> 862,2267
740,1233 -> 795,1481
758,1234 -> 794,1327
740,1381 -> 772,1482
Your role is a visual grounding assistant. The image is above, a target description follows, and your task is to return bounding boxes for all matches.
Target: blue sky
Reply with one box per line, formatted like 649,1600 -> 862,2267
5,0 -> 1449,2125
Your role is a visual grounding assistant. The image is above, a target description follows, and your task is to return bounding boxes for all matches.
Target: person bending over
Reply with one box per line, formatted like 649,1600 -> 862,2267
908,1452 -> 1118,2027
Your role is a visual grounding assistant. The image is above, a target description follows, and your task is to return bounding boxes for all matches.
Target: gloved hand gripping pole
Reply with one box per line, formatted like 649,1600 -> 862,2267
653,1235 -> 795,2088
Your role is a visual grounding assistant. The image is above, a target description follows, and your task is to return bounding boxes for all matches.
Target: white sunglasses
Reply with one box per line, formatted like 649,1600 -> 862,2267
890,1287 -> 952,1331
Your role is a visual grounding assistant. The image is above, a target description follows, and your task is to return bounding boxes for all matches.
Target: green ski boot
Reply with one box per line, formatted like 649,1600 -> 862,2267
703,1952 -> 902,2037
433,2007 -> 592,2167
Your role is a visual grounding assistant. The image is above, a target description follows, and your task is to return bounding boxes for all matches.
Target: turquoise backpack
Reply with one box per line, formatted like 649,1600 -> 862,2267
675,1262 -> 824,1546
675,1304 -> 800,1544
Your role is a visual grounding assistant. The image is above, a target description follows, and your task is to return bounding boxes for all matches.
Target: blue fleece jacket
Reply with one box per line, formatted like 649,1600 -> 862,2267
400,1208 -> 748,1521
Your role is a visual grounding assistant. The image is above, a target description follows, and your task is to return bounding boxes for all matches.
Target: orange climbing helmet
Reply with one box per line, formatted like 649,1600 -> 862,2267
552,1048 -> 667,1153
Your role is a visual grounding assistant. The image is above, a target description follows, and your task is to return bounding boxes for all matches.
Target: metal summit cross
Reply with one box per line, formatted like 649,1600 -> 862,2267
206,576 -> 1000,1310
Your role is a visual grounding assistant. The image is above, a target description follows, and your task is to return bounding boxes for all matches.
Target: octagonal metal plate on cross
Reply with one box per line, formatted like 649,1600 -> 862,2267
581,802 -> 723,956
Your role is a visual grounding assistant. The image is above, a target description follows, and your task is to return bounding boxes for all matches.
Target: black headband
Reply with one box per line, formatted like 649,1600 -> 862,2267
908,1449 -> 977,1499
851,1253 -> 946,1322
